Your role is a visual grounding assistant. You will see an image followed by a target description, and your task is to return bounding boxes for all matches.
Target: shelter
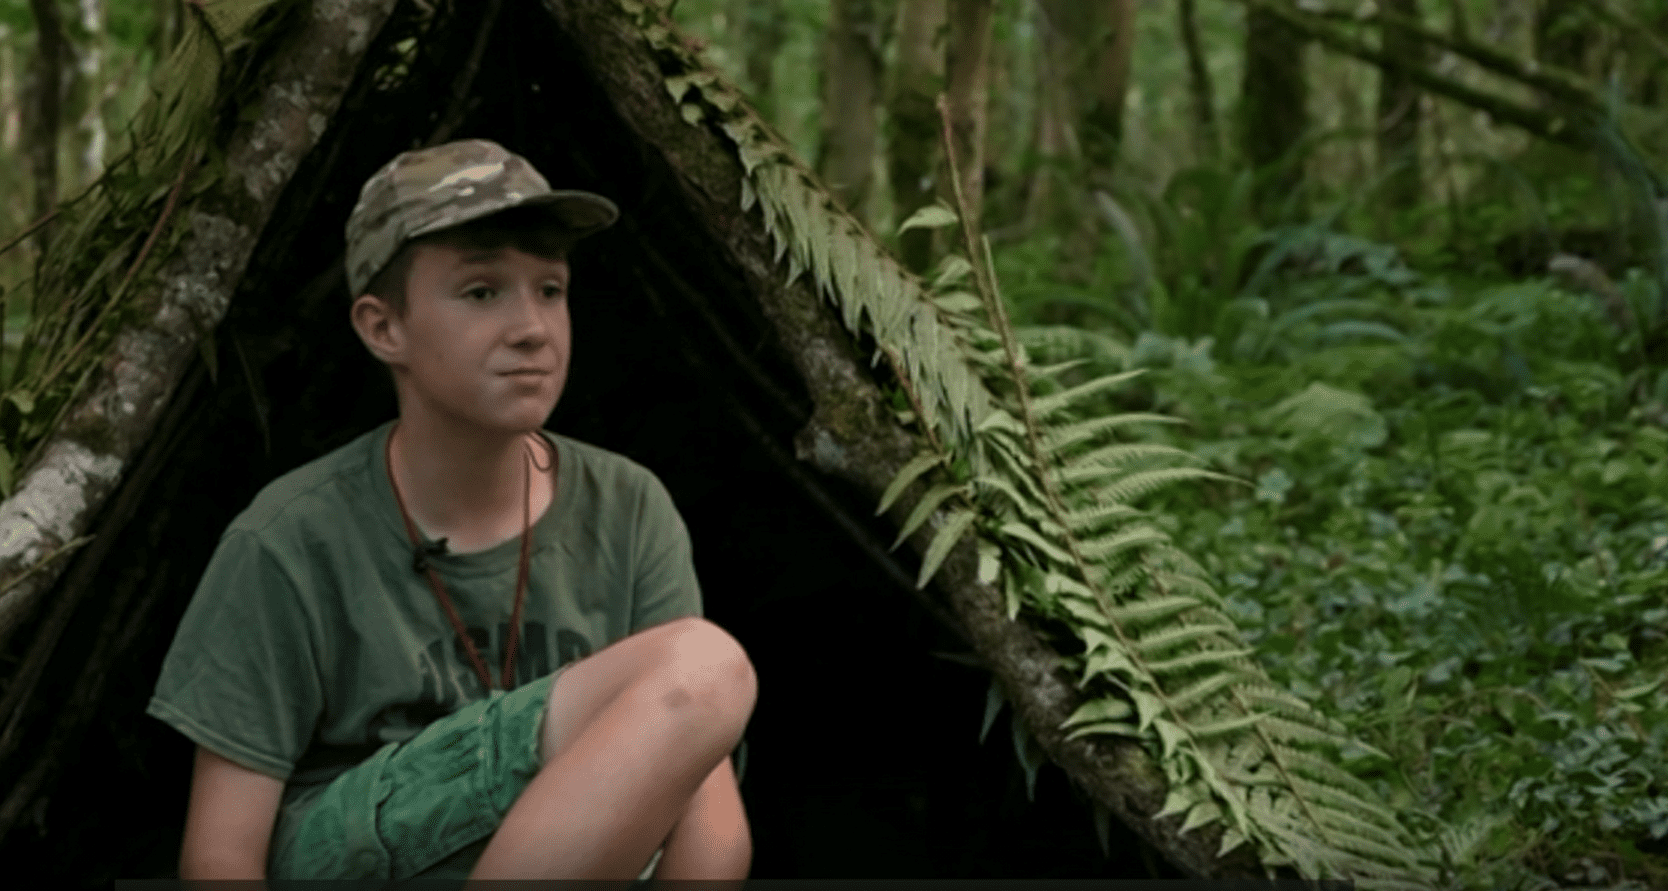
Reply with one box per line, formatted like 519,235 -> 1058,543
0,1 -> 1433,886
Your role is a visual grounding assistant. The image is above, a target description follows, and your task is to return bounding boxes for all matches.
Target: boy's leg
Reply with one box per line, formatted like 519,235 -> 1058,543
469,616 -> 757,881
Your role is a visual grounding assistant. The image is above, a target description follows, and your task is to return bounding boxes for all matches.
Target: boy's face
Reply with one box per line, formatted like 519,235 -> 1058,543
389,243 -> 572,434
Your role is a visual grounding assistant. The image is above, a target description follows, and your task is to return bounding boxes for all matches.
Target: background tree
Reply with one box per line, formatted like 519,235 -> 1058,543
942,0 -> 992,235
22,0 -> 65,246
1375,0 -> 1422,213
1240,2 -> 1307,219
728,0 -> 787,124
817,0 -> 887,217
886,0 -> 943,273
1177,0 -> 1218,163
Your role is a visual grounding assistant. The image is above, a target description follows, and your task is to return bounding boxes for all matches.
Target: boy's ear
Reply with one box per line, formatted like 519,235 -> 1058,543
350,293 -> 404,365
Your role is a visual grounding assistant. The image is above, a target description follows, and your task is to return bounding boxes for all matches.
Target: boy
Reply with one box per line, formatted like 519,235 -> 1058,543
147,139 -> 756,882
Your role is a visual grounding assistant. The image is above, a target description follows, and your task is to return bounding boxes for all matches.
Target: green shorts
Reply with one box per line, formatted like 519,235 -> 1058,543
267,669 -> 561,882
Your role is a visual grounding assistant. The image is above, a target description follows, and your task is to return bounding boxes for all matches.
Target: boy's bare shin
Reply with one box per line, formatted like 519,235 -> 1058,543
468,660 -> 754,880
654,755 -> 751,883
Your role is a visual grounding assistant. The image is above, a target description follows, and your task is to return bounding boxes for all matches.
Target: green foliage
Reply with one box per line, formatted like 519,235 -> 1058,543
627,4 -> 1446,884
993,151 -> 1668,884
0,0 -> 291,488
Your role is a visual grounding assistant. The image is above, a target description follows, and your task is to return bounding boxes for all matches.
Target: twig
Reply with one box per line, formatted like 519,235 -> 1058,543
33,157 -> 196,395
0,212 -> 60,262
1242,0 -> 1590,148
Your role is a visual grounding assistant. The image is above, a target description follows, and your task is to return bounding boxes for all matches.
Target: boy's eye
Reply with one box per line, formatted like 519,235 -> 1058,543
542,283 -> 566,299
464,286 -> 496,301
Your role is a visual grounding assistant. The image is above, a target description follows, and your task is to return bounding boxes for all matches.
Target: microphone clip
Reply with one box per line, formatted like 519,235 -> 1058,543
413,537 -> 449,574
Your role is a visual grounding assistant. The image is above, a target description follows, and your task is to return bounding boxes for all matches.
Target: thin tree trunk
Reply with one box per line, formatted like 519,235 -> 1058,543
1533,0 -> 1588,78
1178,0 -> 1218,162
1022,2 -> 1072,231
1,25 -> 19,153
943,0 -> 993,236
74,0 -> 105,185
818,0 -> 886,218
1241,2 -> 1308,219
887,0 -> 945,273
1080,0 -> 1135,189
1376,0 -> 1421,211
732,1 -> 785,123
152,0 -> 181,58
24,0 -> 67,247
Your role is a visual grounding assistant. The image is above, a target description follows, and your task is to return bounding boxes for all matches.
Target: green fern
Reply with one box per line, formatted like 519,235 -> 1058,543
620,0 -> 1446,886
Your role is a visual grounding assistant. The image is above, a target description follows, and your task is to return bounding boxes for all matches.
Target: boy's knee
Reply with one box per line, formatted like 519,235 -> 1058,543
657,617 -> 757,723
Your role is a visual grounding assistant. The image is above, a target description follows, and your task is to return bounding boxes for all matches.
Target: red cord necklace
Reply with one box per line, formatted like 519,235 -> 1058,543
385,425 -> 550,693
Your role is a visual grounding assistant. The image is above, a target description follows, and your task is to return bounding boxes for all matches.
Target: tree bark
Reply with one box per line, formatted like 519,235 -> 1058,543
729,0 -> 785,124
0,0 -> 400,655
540,0 -> 1269,879
24,0 -> 67,247
72,0 -> 106,186
817,0 -> 886,219
1178,0 -> 1218,163
1081,0 -> 1135,189
1245,0 -> 1589,148
1241,2 -> 1308,219
1534,0 -> 1589,79
1376,0 -> 1421,211
887,0 -> 944,273
943,0 -> 993,237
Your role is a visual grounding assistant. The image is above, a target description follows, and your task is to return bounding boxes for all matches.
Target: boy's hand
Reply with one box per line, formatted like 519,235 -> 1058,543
179,745 -> 284,879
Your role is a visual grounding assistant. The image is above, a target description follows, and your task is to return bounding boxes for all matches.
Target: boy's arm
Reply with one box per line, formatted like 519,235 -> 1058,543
178,745 -> 285,879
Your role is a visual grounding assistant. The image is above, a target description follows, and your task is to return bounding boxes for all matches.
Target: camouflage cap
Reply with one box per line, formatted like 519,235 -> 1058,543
345,139 -> 619,296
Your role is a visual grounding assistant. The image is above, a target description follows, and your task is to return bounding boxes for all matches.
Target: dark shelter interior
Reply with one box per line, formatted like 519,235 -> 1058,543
0,0 -> 1183,882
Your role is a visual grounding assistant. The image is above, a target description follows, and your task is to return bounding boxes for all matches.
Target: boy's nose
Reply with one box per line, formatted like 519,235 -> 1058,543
505,286 -> 554,342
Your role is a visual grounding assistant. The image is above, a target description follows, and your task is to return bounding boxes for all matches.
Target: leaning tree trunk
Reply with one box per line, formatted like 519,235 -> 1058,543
0,0 -> 399,667
543,0 -> 1265,880
887,0 -> 945,273
1241,2 -> 1308,220
1376,0 -> 1422,212
817,0 -> 886,219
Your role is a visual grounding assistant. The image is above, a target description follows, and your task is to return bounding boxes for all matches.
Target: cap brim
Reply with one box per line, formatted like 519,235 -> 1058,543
517,190 -> 620,237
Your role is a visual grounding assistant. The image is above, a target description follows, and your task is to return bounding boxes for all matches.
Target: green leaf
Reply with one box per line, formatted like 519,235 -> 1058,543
898,203 -> 958,232
1179,799 -> 1223,835
1044,413 -> 1185,455
892,483 -> 969,549
1061,695 -> 1135,729
664,74 -> 692,102
877,452 -> 944,515
1029,369 -> 1146,418
1063,719 -> 1142,742
1102,595 -> 1201,625
1011,712 -> 1046,803
917,509 -> 978,588
980,678 -> 1004,744
933,255 -> 975,290
1076,525 -> 1171,562
7,391 -> 35,416
977,539 -> 1002,585
995,521 -> 1074,565
680,103 -> 705,125
1144,647 -> 1253,677
1153,718 -> 1189,758
0,443 -> 13,498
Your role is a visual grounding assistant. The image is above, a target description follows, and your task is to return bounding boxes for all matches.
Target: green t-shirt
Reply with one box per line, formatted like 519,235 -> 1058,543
147,421 -> 703,792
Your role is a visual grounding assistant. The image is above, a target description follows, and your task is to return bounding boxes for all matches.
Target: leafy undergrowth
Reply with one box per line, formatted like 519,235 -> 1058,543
1002,222 -> 1668,888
